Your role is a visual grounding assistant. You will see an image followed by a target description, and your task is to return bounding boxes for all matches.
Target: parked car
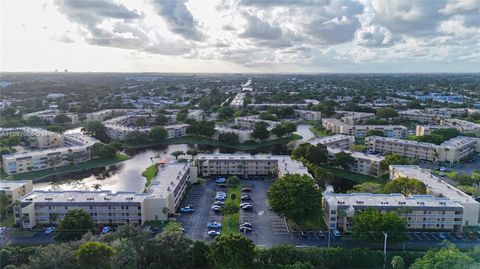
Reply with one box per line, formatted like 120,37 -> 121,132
214,201 -> 225,206
216,178 -> 226,183
240,202 -> 251,207
317,231 -> 325,238
439,232 -> 447,240
241,205 -> 253,211
240,195 -> 251,201
241,223 -> 253,228
215,196 -> 226,201
239,226 -> 252,233
216,191 -> 226,195
208,230 -> 221,237
101,226 -> 111,234
438,173 -> 445,177
207,222 -> 222,229
44,227 -> 56,235
211,205 -> 222,212
439,167 -> 447,172
332,229 -> 341,238
241,187 -> 252,192
180,205 -> 195,212
301,231 -> 308,238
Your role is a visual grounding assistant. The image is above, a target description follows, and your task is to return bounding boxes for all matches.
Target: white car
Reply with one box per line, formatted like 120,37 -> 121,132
332,229 -> 341,237
208,230 -> 221,237
211,205 -> 222,211
0,227 -> 6,235
240,202 -> 251,207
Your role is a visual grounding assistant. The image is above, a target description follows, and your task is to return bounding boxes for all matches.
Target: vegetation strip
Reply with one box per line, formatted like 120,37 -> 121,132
142,164 -> 158,188
221,185 -> 240,235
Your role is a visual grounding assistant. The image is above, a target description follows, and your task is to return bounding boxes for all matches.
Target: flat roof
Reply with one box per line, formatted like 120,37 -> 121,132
391,165 -> 478,205
20,190 -> 145,204
147,162 -> 191,198
328,147 -> 385,162
0,180 -> 31,190
309,134 -> 354,145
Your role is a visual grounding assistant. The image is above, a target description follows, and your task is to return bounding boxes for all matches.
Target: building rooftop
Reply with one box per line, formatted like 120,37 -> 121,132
328,147 -> 385,162
147,162 -> 191,198
309,134 -> 354,146
0,180 -> 31,191
390,165 -> 478,205
20,190 -> 146,204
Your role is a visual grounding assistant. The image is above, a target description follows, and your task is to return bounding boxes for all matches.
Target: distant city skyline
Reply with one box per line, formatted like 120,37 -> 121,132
1,0 -> 479,73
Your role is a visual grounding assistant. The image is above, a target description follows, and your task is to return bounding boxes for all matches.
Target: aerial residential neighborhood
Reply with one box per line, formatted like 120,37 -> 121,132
1,0 -> 480,269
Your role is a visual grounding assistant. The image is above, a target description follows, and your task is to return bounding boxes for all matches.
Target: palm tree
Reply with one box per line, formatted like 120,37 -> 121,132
162,207 -> 170,219
92,184 -> 102,191
49,213 -> 58,225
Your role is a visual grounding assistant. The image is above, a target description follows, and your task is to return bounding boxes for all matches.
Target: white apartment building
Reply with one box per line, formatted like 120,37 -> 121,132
15,162 -> 197,228
322,193 -> 464,232
365,136 -> 479,163
390,165 -> 479,227
0,180 -> 33,202
234,116 -> 280,129
195,154 -> 311,178
2,133 -> 99,175
230,93 -> 246,109
187,109 -> 204,121
441,118 -> 480,136
0,128 -> 64,149
321,119 -> 407,138
309,134 -> 355,150
424,108 -> 467,117
214,126 -> 253,143
22,110 -> 79,125
294,110 -> 322,121
246,103 -> 309,110
399,109 -> 438,124
336,111 -> 375,125
326,147 -> 385,177
104,115 -> 187,140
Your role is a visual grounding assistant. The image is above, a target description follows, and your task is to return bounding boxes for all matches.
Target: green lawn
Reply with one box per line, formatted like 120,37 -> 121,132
0,153 -> 129,181
0,212 -> 15,227
431,169 -> 459,178
355,137 -> 365,145
142,164 -> 158,188
405,134 -> 417,141
121,134 -> 302,150
222,186 -> 240,235
309,127 -> 330,137
320,165 -> 385,184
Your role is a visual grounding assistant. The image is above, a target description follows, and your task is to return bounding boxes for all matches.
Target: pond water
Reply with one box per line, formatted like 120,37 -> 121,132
33,124 -> 315,193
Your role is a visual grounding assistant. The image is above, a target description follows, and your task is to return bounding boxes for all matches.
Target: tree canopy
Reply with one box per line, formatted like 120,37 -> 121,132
54,209 -> 94,242
383,177 -> 427,196
268,174 -> 322,224
292,143 -> 328,166
331,152 -> 355,170
410,243 -> 475,269
82,121 -> 110,143
381,153 -> 411,170
76,241 -> 114,269
148,126 -> 168,141
91,143 -> 116,159
207,234 -> 255,269
251,122 -> 270,141
351,208 -> 407,243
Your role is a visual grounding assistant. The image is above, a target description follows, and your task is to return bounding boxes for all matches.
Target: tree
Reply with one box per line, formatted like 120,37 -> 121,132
331,152 -> 355,170
365,129 -> 385,137
108,141 -> 123,152
268,174 -> 322,224
134,117 -> 147,127
271,122 -> 297,138
25,115 -> 46,126
351,182 -> 383,193
54,209 -> 94,242
176,110 -> 188,122
171,150 -> 185,160
259,112 -> 278,121
381,153 -> 410,170
154,113 -> 169,125
292,143 -> 328,166
285,261 -> 315,269
410,243 -> 475,269
192,240 -> 209,269
0,248 -> 12,269
351,208 -> 406,243
226,176 -> 240,188
148,126 -> 168,141
391,256 -> 405,269
383,177 -> 427,196
218,107 -> 234,120
207,234 -> 255,269
376,108 -> 398,118
82,121 -> 110,143
28,243 -> 76,269
218,132 -> 240,144
48,212 -> 58,225
111,238 -> 139,269
91,143 -> 116,159
124,131 -> 148,144
46,125 -> 65,134
76,241 -> 114,269
163,221 -> 183,234
0,192 -> 9,216
251,122 -> 270,141
53,114 -> 70,124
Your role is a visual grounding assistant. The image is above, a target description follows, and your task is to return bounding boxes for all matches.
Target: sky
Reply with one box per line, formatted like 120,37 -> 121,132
1,0 -> 479,73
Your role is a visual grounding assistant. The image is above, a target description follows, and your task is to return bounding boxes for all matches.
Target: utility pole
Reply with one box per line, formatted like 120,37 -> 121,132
383,232 -> 388,268
328,229 -> 331,248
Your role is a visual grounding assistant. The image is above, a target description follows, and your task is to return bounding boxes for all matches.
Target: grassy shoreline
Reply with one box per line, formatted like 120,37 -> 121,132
121,134 -> 302,150
142,164 -> 158,189
0,153 -> 129,181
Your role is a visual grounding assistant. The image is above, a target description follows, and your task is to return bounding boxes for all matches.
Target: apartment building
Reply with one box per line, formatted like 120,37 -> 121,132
0,180 -> 33,202
294,110 -> 322,121
309,134 -> 355,150
15,162 -> 197,228
326,147 -> 385,177
246,103 -> 309,110
365,136 -> 479,163
187,109 -> 204,121
234,116 -> 280,129
441,118 -> 480,136
322,193 -> 464,232
104,115 -> 188,140
399,109 -> 438,124
424,108 -> 467,117
195,154 -> 311,178
214,126 -> 253,143
0,127 -> 64,149
22,109 -> 79,125
2,133 -> 99,175
321,119 -> 407,138
390,165 -> 479,227
416,125 -> 458,136
336,111 -> 375,125
230,93 -> 246,109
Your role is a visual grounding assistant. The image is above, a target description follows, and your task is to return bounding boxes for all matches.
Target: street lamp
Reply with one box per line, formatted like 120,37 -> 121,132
328,228 -> 331,248
383,232 -> 388,268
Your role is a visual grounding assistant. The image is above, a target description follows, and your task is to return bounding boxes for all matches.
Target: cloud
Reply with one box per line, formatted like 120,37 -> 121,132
151,0 -> 205,41
355,25 -> 398,47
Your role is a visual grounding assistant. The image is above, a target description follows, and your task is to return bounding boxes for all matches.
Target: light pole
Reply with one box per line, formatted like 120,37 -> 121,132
328,228 -> 331,248
383,232 -> 388,268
